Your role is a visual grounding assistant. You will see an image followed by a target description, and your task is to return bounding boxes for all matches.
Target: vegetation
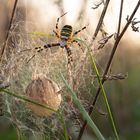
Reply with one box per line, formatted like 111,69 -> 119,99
0,0 -> 140,140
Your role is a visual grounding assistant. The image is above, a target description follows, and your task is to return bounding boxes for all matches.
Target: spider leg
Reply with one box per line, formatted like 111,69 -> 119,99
26,47 -> 43,63
53,30 -> 60,38
27,43 -> 60,63
65,45 -> 73,66
56,12 -> 68,30
72,40 -> 84,52
54,12 -> 68,39
44,43 -> 60,48
35,43 -> 60,51
26,54 -> 36,63
73,24 -> 88,36
35,47 -> 43,52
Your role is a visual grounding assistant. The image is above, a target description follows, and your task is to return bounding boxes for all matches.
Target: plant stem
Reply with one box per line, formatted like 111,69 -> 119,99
0,0 -> 18,61
92,0 -> 110,40
0,89 -> 56,113
117,0 -> 124,37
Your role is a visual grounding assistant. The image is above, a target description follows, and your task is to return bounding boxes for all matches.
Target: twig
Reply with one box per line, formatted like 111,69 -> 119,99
94,73 -> 128,81
117,0 -> 124,37
78,0 -> 140,139
92,1 -> 104,9
0,0 -> 18,61
97,34 -> 113,49
92,0 -> 110,40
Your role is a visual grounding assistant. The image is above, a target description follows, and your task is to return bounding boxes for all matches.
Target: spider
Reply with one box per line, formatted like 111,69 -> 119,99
35,12 -> 88,66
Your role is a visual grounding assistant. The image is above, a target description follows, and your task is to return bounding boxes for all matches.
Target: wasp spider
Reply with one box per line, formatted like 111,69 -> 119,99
36,12 -> 87,65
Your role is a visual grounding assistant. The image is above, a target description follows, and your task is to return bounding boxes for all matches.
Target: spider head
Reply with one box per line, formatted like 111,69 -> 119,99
60,40 -> 67,48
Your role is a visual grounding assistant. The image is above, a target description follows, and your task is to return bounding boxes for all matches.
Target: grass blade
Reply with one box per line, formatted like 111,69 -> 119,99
77,39 -> 119,140
60,74 -> 105,140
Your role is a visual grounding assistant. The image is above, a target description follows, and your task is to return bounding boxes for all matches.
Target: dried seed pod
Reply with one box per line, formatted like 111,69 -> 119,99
26,75 -> 62,117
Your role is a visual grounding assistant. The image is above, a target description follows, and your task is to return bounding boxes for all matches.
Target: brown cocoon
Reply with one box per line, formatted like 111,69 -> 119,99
26,75 -> 62,117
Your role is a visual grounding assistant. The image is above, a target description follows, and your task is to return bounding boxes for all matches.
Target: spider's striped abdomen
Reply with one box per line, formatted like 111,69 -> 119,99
60,25 -> 72,41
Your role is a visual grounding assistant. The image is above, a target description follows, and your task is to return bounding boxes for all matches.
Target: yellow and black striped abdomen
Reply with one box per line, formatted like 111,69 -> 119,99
60,25 -> 72,40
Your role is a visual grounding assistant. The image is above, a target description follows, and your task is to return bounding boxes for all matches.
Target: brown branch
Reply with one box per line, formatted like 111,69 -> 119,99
78,0 -> 140,139
117,0 -> 124,37
92,0 -> 111,40
0,0 -> 18,61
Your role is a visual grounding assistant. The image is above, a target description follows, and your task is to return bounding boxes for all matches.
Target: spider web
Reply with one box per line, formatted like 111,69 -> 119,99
0,14 -> 99,140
